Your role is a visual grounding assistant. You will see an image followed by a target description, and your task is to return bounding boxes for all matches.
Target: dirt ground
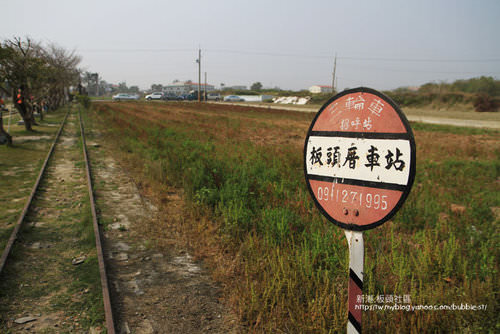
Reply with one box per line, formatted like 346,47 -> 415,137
86,122 -> 241,333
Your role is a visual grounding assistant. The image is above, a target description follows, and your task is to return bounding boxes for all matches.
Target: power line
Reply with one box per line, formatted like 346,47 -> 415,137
80,48 -> 194,53
337,63 -> 500,75
206,49 -> 500,63
80,47 -> 500,63
338,56 -> 500,63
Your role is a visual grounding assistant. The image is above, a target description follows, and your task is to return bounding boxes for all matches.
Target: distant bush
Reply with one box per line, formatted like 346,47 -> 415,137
235,90 -> 259,95
276,90 -> 312,97
380,77 -> 500,109
450,76 -> 500,96
75,94 -> 91,109
308,92 -> 335,105
473,94 -> 499,112
384,91 -> 474,108
419,77 -> 500,97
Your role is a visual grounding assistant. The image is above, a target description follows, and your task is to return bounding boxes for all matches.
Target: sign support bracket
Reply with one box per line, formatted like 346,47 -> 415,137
345,230 -> 364,334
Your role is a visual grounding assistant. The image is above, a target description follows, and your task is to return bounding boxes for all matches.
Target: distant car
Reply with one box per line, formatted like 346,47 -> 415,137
185,91 -> 203,101
163,93 -> 184,101
224,95 -> 244,102
145,92 -> 164,100
207,93 -> 221,101
112,93 -> 139,101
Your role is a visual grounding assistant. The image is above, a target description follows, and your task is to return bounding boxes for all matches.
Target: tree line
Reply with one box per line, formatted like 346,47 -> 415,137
0,37 -> 81,145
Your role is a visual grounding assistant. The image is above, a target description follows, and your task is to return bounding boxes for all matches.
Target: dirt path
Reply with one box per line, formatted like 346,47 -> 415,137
85,117 -> 240,333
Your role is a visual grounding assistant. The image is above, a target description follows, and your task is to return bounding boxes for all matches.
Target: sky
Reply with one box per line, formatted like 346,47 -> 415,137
1,0 -> 499,91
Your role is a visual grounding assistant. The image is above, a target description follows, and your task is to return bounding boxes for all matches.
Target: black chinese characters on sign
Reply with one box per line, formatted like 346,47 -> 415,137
310,145 -> 405,171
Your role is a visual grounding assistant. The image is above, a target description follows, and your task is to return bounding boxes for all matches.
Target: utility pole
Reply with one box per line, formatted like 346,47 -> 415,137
332,53 -> 337,93
95,73 -> 99,97
204,72 -> 207,102
197,48 -> 201,103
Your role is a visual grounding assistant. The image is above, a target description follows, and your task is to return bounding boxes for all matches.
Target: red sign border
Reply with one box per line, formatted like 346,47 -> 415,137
304,87 -> 416,231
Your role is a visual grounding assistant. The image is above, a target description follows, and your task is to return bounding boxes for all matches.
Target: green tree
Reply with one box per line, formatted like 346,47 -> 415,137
251,82 -> 263,91
151,84 -> 163,92
118,81 -> 128,92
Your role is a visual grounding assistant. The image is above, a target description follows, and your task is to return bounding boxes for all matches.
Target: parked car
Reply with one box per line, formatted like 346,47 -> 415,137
184,91 -> 205,101
207,93 -> 221,101
163,93 -> 184,101
112,93 -> 139,101
224,95 -> 244,102
145,92 -> 164,100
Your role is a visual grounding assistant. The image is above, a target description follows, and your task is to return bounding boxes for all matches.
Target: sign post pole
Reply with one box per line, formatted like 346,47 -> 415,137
345,230 -> 364,334
304,87 -> 416,332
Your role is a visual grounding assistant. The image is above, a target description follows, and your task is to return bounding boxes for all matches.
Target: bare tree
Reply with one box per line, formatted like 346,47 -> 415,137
0,37 -> 81,134
42,43 -> 81,110
0,37 -> 41,131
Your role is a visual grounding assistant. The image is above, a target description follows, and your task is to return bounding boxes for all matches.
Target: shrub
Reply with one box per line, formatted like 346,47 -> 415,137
473,93 -> 499,112
76,94 -> 91,109
309,92 -> 334,105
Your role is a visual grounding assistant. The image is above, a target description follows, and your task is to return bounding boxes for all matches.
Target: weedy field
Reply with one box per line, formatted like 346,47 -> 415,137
90,101 -> 498,333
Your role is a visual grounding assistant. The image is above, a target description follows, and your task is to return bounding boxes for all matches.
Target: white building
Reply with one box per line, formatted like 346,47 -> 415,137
309,85 -> 333,94
164,81 -> 215,95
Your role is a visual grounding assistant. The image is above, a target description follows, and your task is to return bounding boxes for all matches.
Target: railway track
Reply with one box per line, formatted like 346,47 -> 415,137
0,105 -> 115,333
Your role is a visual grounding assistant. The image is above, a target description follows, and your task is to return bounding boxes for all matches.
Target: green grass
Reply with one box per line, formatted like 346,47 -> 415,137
0,110 -> 66,251
410,121 -> 500,135
90,103 -> 499,333
403,106 -> 500,122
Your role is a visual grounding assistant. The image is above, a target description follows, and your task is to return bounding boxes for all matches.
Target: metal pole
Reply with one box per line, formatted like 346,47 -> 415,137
344,230 -> 364,334
204,72 -> 207,102
96,73 -> 99,97
198,48 -> 201,103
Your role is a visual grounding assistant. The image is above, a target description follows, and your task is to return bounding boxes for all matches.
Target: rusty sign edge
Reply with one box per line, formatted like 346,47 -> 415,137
303,87 -> 416,231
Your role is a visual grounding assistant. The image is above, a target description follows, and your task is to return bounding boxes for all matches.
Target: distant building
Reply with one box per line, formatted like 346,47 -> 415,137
309,85 -> 333,94
164,81 -> 215,95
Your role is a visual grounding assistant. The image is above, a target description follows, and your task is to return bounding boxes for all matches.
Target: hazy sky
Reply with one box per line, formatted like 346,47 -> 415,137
1,0 -> 499,91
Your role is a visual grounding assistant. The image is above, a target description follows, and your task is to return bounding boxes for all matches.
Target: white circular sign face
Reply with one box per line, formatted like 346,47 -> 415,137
304,87 -> 416,231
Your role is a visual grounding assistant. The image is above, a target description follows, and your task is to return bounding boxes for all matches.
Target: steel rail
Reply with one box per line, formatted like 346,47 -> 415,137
0,107 -> 70,274
78,106 -> 116,334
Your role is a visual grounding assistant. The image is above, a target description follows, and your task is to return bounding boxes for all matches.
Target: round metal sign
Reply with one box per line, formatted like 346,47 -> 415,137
304,87 -> 416,231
